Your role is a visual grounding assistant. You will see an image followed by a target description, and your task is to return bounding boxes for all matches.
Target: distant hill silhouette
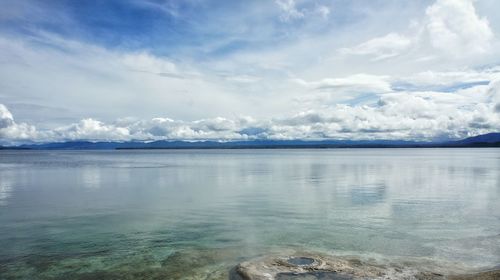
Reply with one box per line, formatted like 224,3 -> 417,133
448,132 -> 500,145
1,132 -> 499,150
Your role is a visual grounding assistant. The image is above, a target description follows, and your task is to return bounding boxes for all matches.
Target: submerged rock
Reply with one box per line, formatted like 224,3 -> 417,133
230,252 -> 395,280
230,252 -> 500,280
275,271 -> 354,280
448,270 -> 500,280
230,251 -> 500,280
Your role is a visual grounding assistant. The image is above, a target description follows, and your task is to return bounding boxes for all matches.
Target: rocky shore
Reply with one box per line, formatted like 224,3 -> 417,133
229,252 -> 500,280
448,270 -> 500,280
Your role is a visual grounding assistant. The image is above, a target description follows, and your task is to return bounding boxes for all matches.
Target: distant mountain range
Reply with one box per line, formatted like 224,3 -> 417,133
1,133 -> 499,150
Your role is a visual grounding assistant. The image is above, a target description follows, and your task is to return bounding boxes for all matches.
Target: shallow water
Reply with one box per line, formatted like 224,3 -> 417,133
276,271 -> 353,280
0,149 -> 499,279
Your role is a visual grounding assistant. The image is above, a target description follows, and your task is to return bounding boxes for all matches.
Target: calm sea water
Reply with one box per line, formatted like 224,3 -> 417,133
0,149 -> 499,279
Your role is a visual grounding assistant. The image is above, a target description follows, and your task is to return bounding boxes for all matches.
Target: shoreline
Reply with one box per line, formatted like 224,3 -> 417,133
229,251 -> 500,280
449,269 -> 500,280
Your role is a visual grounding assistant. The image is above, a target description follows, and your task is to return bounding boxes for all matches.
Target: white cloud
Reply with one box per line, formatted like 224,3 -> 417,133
0,104 -> 38,142
223,74 -> 261,83
275,0 -> 304,21
425,0 -> 493,56
293,74 -> 391,106
339,0 -> 495,61
53,119 -> 131,141
0,0 -> 499,145
339,33 -> 413,61
314,5 -> 330,19
1,76 -> 498,144
294,74 -> 391,93
274,0 -> 330,22
121,52 -> 179,77
398,70 -> 496,87
487,79 -> 500,113
0,104 -> 14,129
0,33 -> 258,123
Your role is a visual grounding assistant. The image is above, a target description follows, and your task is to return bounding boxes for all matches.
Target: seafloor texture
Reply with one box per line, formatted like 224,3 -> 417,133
231,251 -> 500,280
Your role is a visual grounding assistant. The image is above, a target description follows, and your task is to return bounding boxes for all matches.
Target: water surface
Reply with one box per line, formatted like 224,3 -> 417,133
0,149 -> 499,279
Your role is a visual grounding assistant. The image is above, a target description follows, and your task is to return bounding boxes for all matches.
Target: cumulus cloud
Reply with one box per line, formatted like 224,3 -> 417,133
273,86 -> 499,140
340,0 -> 494,61
52,119 -> 131,141
1,76 -> 498,145
0,104 -> 37,142
0,104 -> 14,129
425,0 -> 493,56
487,79 -> 500,114
0,0 -> 499,146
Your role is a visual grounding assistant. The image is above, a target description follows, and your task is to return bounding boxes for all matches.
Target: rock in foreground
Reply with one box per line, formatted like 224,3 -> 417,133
230,252 -> 499,280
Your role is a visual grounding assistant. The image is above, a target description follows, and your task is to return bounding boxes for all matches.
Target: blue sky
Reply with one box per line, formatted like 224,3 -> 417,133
0,0 -> 499,144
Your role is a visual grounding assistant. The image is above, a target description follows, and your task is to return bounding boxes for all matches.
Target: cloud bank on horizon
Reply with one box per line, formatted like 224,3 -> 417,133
0,0 -> 499,144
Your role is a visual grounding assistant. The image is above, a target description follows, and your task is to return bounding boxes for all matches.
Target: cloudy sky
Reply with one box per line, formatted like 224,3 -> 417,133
0,0 -> 499,144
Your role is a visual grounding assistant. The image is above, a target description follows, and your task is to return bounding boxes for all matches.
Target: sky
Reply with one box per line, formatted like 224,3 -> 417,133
0,0 -> 499,144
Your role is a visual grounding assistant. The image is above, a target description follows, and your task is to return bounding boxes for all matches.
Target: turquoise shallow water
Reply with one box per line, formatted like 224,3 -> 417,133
0,149 -> 499,279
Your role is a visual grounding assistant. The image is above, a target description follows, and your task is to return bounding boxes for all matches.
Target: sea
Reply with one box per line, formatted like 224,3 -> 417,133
0,149 -> 499,279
